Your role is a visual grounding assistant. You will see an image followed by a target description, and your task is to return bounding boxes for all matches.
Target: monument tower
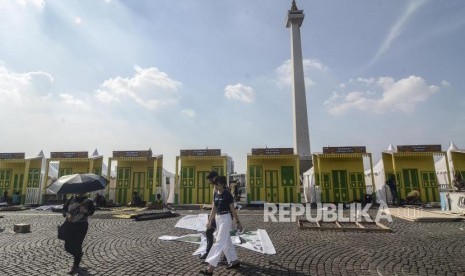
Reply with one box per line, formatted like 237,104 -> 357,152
286,0 -> 312,173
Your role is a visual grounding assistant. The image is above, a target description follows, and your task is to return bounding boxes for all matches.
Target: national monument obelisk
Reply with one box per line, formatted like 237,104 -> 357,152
286,0 -> 312,174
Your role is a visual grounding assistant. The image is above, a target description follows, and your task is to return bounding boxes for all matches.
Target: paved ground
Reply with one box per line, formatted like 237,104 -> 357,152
388,206 -> 463,222
0,207 -> 465,276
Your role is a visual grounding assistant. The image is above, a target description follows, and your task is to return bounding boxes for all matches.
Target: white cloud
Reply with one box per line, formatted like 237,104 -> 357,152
441,80 -> 450,87
96,66 -> 182,110
224,83 -> 255,103
181,109 -> 196,118
14,0 -> 45,10
59,94 -> 91,110
95,90 -> 119,103
325,75 -> 439,115
275,59 -> 328,88
350,77 -> 375,85
0,66 -> 98,114
0,67 -> 53,105
370,0 -> 427,65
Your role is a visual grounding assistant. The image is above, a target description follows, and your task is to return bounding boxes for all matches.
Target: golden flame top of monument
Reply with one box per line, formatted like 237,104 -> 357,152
291,0 -> 298,11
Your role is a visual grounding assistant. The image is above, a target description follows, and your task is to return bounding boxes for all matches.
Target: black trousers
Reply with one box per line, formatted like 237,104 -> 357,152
205,218 -> 216,254
64,222 -> 88,267
390,189 -> 398,203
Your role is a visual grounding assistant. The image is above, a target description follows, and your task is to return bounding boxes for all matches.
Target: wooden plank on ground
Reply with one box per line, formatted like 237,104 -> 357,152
355,221 -> 365,229
298,219 -> 392,232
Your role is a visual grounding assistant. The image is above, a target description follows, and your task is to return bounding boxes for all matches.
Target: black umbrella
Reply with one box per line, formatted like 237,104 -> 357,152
47,173 -> 109,195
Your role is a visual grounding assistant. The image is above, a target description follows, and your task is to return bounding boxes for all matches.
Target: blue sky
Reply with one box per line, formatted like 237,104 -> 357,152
1,0 -> 464,173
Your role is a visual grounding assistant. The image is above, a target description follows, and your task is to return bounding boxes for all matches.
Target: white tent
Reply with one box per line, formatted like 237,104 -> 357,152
447,141 -> 465,176
101,162 -> 116,178
302,167 -> 320,203
435,155 -> 450,186
364,159 -> 388,204
48,162 -> 59,179
363,144 -> 396,204
435,142 -> 465,188
162,168 -> 175,204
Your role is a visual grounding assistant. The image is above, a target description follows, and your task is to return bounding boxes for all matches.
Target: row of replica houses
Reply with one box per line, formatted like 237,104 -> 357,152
0,150 -> 167,206
0,148 -> 300,206
1,143 -> 464,205
303,142 -> 465,204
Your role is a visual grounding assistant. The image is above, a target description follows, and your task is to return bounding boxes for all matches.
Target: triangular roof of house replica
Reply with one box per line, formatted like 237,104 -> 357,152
24,150 -> 45,160
386,144 -> 396,153
448,141 -> 465,153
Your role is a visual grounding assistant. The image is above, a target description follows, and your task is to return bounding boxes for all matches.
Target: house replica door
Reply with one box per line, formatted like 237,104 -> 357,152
332,170 -> 348,203
265,170 -> 278,203
197,171 -> 212,204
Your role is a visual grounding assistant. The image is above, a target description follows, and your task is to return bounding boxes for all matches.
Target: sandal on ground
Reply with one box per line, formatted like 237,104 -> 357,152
199,269 -> 213,275
226,261 -> 240,269
67,266 -> 79,275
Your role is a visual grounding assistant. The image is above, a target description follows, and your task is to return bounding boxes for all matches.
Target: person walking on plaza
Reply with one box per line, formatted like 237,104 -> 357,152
386,176 -> 398,204
200,175 -> 242,275
199,171 -> 228,264
62,194 -> 95,274
233,182 -> 240,202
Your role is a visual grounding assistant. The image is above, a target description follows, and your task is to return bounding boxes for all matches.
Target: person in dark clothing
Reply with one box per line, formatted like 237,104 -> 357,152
93,193 -> 107,208
200,175 -> 242,275
0,191 -> 11,204
233,182 -> 240,202
453,172 -> 465,191
386,176 -> 398,204
63,194 -> 94,274
128,192 -> 144,207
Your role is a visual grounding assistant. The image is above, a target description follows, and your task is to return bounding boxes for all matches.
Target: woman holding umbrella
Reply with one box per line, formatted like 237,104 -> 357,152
47,173 -> 107,274
63,194 -> 94,274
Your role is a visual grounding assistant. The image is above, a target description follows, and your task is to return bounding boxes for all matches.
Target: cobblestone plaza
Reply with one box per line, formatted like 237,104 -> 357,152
1,208 -> 464,276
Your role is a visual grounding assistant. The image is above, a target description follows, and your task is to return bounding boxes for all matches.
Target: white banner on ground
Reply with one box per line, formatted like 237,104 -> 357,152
159,233 -> 204,244
257,229 -> 276,255
168,214 -> 276,255
174,214 -> 209,232
232,229 -> 276,255
159,230 -> 276,255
